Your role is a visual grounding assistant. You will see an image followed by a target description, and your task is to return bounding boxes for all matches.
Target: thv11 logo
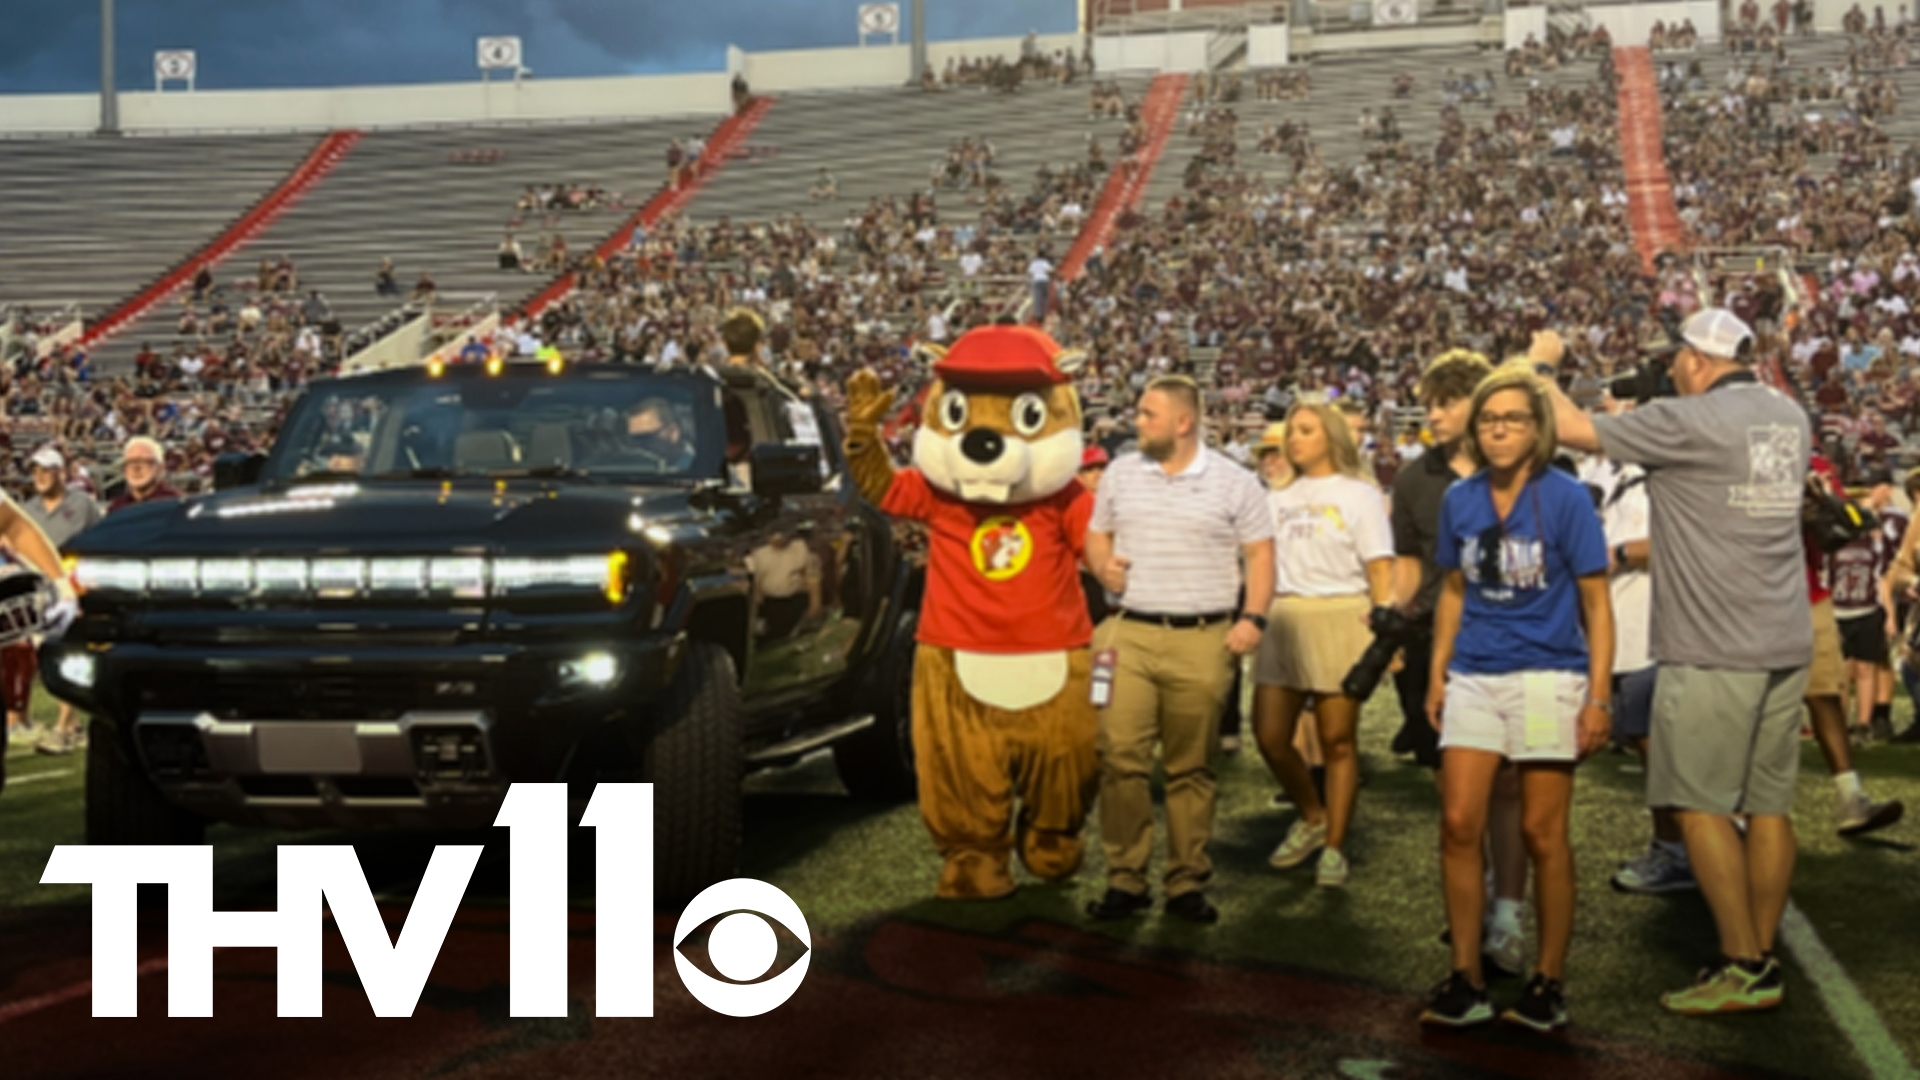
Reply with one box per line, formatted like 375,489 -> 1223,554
40,783 -> 810,1019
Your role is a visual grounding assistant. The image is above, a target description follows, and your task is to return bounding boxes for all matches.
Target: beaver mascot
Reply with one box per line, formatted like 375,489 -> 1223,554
844,324 -> 1098,900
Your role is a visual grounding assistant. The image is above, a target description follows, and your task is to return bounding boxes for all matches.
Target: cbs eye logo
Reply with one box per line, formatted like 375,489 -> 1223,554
673,878 -> 812,1016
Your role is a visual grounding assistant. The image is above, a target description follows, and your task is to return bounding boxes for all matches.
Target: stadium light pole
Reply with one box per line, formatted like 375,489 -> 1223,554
910,0 -> 926,84
99,0 -> 119,135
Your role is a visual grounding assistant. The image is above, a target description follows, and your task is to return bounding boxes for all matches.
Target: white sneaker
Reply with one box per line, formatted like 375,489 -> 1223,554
1484,922 -> 1525,977
1316,847 -> 1350,887
1270,817 -> 1329,869
1838,794 -> 1905,837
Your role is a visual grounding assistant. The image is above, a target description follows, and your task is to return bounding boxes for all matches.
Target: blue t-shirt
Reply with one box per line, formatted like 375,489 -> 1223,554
1434,467 -> 1608,676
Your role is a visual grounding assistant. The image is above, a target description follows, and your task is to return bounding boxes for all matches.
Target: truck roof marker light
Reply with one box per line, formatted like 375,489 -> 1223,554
546,355 -> 564,375
427,358 -> 447,378
486,356 -> 505,377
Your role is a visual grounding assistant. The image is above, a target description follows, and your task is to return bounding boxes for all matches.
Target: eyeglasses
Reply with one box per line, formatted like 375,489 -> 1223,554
124,458 -> 160,468
1475,410 -> 1536,432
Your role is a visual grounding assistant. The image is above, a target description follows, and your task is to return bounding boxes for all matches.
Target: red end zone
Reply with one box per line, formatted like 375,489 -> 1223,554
0,904 -> 1796,1080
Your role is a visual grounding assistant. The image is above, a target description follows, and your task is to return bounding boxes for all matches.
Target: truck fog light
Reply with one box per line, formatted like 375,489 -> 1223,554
57,653 -> 95,690
558,652 -> 621,689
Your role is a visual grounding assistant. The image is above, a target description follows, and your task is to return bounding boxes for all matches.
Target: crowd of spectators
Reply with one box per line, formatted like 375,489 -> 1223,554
22,25 -> 1920,509
929,36 -> 1093,94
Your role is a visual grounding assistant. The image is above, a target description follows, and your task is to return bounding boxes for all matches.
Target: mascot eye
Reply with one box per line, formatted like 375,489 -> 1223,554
1011,394 -> 1048,437
940,390 -> 969,430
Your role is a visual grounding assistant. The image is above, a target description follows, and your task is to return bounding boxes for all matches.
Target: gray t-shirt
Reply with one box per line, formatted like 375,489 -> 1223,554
24,488 -> 104,550
1594,379 -> 1812,671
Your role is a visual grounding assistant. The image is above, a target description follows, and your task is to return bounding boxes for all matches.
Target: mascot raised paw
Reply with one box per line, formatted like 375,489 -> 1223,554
844,325 -> 1097,900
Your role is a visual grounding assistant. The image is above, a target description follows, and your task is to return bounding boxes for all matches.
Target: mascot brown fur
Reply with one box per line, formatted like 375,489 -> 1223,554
844,325 -> 1098,900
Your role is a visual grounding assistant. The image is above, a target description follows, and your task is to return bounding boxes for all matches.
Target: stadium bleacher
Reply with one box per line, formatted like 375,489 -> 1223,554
85,118 -> 719,364
0,132 -> 318,316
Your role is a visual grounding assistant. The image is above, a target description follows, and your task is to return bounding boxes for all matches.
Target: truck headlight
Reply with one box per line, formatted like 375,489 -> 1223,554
72,558 -> 148,594
368,557 -> 428,595
57,652 -> 95,690
197,558 -> 253,594
493,553 -> 628,601
254,558 -> 309,594
557,652 -> 621,689
310,558 -> 368,598
147,559 -> 199,594
430,557 -> 488,599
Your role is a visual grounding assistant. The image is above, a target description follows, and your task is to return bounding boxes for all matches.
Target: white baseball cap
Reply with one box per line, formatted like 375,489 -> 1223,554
30,446 -> 64,470
1679,307 -> 1754,361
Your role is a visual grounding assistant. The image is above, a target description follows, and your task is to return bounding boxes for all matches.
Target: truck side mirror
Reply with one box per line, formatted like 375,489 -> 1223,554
213,452 -> 268,491
750,443 -> 822,498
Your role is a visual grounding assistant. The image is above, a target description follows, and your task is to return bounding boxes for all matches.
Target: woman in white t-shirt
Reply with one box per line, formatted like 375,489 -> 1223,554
1257,402 -> 1396,888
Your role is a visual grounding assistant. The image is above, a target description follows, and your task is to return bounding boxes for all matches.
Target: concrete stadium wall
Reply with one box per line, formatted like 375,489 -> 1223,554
1583,1 -> 1724,45
1093,31 -> 1213,71
0,32 -> 1085,135
2,72 -> 731,135
1248,24 -> 1292,66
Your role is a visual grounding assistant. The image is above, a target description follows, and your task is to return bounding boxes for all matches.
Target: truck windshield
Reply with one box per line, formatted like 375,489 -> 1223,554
266,371 -> 719,483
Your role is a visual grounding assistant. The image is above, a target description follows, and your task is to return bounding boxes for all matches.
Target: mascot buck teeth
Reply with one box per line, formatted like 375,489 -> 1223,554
844,325 -> 1098,900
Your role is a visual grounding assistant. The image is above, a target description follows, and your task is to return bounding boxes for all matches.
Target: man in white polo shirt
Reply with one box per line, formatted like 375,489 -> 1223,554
1084,375 -> 1275,924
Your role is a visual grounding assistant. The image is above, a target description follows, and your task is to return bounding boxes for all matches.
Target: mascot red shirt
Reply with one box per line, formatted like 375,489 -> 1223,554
844,325 -> 1099,901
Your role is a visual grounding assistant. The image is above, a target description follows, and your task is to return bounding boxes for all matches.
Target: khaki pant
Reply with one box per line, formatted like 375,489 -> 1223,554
1094,616 -> 1237,898
912,645 -> 1098,899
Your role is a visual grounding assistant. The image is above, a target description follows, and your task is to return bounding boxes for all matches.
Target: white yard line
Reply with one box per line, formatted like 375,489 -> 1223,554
1780,901 -> 1920,1080
3,769 -> 74,787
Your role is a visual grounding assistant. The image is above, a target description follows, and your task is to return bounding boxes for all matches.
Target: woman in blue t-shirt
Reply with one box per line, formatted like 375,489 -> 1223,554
1419,364 -> 1614,1033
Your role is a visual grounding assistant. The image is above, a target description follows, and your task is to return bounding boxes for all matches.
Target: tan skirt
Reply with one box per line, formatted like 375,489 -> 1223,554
1254,593 -> 1375,695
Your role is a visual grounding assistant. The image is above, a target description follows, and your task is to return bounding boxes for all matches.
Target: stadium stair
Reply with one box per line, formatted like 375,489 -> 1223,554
521,95 -> 778,319
1614,46 -> 1686,270
1061,73 -> 1190,281
81,130 -> 363,347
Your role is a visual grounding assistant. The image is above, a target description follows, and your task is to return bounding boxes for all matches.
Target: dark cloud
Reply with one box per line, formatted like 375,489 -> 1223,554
0,0 -> 1076,91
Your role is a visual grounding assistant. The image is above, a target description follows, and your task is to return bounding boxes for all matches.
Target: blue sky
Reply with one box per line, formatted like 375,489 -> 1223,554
0,0 -> 1078,92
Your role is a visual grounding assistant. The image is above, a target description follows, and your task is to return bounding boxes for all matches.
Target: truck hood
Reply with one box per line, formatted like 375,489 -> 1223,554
67,481 -> 696,557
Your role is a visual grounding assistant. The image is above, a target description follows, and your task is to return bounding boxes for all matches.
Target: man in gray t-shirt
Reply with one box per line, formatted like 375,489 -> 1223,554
18,447 -> 100,755
24,448 -> 103,551
1547,310 -> 1804,1016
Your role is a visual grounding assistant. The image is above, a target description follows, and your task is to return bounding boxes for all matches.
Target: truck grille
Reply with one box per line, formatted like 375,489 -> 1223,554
137,673 -> 493,720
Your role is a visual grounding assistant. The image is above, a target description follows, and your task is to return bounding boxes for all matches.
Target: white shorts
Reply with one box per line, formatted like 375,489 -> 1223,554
1439,670 -> 1589,763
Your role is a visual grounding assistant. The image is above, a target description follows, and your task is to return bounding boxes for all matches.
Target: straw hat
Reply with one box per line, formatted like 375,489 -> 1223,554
1253,421 -> 1287,456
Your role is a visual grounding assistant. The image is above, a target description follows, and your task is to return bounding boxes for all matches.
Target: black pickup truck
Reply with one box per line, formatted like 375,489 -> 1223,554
40,360 -> 919,899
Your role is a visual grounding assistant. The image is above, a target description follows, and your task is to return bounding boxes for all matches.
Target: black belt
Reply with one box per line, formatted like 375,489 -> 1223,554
1119,609 -> 1237,629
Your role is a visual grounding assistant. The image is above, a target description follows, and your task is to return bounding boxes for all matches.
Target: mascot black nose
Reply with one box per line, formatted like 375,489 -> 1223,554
960,429 -> 1004,465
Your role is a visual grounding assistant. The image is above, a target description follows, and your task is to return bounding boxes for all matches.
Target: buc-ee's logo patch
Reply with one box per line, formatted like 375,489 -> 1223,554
969,517 -> 1033,581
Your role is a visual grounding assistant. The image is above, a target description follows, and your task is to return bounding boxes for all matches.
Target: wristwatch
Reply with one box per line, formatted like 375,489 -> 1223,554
1238,612 -> 1269,631
1613,544 -> 1630,568
1585,698 -> 1614,714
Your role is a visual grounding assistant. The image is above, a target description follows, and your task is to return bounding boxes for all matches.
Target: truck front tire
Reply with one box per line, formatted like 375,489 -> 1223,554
641,641 -> 744,903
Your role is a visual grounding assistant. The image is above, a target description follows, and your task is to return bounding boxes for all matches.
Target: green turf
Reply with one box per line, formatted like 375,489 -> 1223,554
734,687 -> 1920,1080
5,684 -> 1917,1078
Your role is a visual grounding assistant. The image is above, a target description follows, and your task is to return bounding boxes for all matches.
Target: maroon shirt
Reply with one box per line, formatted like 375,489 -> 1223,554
109,482 -> 182,514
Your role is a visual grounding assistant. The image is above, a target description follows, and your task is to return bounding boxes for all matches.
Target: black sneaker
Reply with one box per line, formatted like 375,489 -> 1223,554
1085,887 -> 1152,921
1502,973 -> 1568,1032
1164,890 -> 1219,924
1421,970 -> 1493,1027
1894,722 -> 1920,744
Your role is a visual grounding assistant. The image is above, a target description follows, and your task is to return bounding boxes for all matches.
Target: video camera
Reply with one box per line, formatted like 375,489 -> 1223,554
1607,355 -> 1676,404
1341,605 -> 1417,703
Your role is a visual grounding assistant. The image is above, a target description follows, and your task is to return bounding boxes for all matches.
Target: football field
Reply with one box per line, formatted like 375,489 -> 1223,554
2,686 -> 1917,1080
